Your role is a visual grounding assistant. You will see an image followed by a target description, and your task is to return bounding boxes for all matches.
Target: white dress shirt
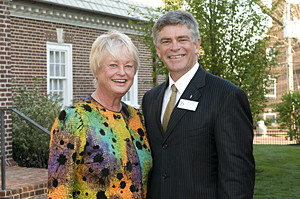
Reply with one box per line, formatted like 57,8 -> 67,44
161,63 -> 199,123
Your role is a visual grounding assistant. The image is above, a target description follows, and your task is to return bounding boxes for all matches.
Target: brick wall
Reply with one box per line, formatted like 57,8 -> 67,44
265,15 -> 300,116
265,26 -> 287,111
10,17 -> 156,105
0,0 -> 13,164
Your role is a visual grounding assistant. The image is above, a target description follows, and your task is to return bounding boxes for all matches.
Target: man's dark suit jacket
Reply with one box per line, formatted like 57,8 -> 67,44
142,66 -> 255,199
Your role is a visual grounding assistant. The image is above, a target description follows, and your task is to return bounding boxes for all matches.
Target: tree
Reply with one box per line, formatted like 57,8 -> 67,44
129,0 -> 281,124
273,91 -> 300,142
186,0 -> 280,124
129,1 -> 184,86
129,6 -> 165,87
256,0 -> 284,26
257,0 -> 300,27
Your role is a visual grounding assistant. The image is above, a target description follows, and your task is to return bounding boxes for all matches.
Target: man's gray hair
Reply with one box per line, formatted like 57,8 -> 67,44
152,10 -> 200,47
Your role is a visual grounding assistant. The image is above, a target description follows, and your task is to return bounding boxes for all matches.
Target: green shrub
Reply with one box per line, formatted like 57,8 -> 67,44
273,91 -> 300,142
12,78 -> 63,168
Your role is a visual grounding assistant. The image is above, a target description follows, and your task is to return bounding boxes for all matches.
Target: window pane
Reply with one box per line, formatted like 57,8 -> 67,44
50,80 -> 52,90
269,90 -> 275,95
53,79 -> 57,90
265,115 -> 276,125
59,79 -> 63,90
56,64 -> 60,76
50,51 -> 54,63
59,92 -> 63,99
61,52 -> 65,63
50,64 -> 54,76
61,64 -> 65,77
55,51 -> 60,63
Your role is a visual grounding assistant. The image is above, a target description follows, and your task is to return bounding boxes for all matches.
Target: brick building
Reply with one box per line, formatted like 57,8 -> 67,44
3,0 -> 298,166
263,1 -> 300,126
1,0 -> 163,165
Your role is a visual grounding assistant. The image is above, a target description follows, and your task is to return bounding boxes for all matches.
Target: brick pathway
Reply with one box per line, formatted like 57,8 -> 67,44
0,166 -> 47,199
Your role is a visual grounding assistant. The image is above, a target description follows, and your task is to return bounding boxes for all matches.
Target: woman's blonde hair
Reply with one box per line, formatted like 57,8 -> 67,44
90,30 -> 139,87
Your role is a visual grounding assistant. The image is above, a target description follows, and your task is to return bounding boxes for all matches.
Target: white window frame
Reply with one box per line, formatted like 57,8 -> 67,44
47,42 -> 73,107
264,77 -> 276,98
264,112 -> 276,126
122,72 -> 139,109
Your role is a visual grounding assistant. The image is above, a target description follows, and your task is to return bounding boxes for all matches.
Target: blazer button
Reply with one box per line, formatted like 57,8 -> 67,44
162,174 -> 167,179
162,144 -> 168,149
124,138 -> 130,142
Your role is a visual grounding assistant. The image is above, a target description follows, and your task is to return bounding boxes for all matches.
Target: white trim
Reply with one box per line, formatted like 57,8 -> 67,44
47,42 -> 73,107
264,77 -> 276,98
10,3 -> 142,35
122,72 -> 139,109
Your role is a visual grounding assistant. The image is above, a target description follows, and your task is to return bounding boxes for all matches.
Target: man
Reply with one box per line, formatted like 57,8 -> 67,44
142,10 -> 255,199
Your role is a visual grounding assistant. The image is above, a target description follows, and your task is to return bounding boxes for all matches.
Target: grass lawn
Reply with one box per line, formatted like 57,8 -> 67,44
253,145 -> 300,199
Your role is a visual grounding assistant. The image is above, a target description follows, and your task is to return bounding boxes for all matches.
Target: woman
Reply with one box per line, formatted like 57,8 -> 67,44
47,31 -> 152,199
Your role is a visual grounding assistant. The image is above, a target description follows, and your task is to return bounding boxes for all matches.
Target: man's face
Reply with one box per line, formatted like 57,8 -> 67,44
155,24 -> 200,82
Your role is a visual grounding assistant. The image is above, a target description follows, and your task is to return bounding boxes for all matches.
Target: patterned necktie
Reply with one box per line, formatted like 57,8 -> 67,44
163,84 -> 177,133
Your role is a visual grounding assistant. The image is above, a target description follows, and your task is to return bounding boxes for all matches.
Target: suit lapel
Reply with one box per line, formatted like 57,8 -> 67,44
163,67 -> 207,141
155,81 -> 169,136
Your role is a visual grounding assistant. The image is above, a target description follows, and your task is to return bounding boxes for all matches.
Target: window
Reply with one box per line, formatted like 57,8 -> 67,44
264,77 -> 276,98
47,42 -> 72,107
122,72 -> 139,109
264,112 -> 276,126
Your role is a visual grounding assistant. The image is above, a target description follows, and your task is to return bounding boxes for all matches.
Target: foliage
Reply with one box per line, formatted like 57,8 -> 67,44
12,78 -> 63,168
254,145 -> 300,198
128,7 -> 164,87
128,0 -> 184,86
272,91 -> 300,142
129,0 -> 281,125
187,0 -> 280,124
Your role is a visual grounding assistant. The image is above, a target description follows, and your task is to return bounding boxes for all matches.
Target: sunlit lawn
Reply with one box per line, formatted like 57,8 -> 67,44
253,145 -> 300,199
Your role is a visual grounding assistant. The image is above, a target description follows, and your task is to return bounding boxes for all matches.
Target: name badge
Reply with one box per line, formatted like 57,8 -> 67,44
177,99 -> 198,111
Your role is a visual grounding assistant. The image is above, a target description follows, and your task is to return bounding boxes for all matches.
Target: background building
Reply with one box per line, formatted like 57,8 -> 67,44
263,1 -> 300,126
1,0 -> 164,166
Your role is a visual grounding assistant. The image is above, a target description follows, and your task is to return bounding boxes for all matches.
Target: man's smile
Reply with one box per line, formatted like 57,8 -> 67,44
169,55 -> 184,59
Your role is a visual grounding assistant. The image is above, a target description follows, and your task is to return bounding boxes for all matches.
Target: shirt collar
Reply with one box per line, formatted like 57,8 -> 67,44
168,63 -> 199,95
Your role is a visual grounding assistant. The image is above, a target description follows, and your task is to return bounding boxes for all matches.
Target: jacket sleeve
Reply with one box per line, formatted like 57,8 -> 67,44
215,88 -> 255,198
47,108 -> 86,199
141,91 -> 148,115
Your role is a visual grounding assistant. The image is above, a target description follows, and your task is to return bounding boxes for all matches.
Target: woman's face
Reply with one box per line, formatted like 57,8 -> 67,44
96,50 -> 135,99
